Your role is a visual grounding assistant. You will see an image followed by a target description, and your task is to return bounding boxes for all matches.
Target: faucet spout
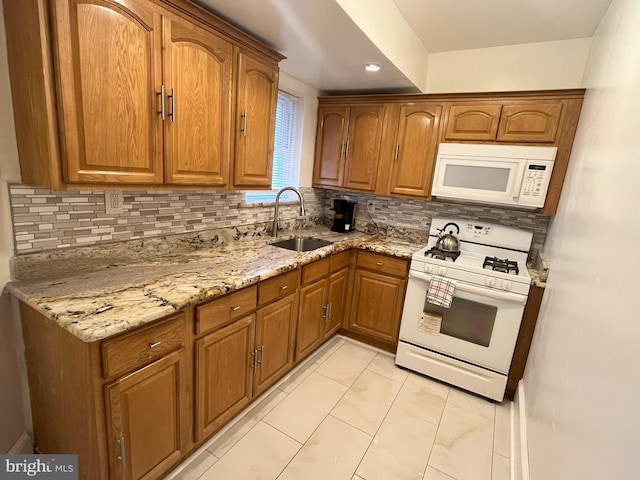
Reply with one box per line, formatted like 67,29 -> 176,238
272,186 -> 306,238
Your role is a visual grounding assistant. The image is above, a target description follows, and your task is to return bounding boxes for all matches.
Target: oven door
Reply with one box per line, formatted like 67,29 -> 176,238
431,155 -> 526,206
398,270 -> 527,373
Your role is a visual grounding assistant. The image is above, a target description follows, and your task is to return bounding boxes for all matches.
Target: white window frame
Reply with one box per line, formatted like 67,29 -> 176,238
245,90 -> 302,205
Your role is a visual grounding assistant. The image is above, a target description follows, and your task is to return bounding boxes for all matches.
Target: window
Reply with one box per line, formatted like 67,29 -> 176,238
245,91 -> 299,203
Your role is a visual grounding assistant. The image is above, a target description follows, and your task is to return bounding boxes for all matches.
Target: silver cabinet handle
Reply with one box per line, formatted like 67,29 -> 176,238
280,285 -> 288,291
394,144 -> 400,161
376,261 -> 383,266
231,306 -> 241,312
322,304 -> 328,320
117,436 -> 126,467
345,140 -> 349,157
327,302 -> 333,321
340,142 -> 346,157
257,345 -> 264,366
158,85 -> 165,121
240,110 -> 247,136
251,349 -> 257,369
168,87 -> 176,122
149,341 -> 162,349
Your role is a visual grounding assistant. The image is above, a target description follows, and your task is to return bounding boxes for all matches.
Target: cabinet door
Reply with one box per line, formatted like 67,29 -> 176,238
163,16 -> 233,186
234,51 -> 279,187
349,270 -> 406,344
325,268 -> 348,340
312,106 -> 349,187
443,104 -> 502,141
195,315 -> 255,442
254,294 -> 297,395
105,350 -> 187,480
296,280 -> 327,362
388,103 -> 442,198
497,102 -> 563,143
53,0 -> 164,184
343,105 -> 386,191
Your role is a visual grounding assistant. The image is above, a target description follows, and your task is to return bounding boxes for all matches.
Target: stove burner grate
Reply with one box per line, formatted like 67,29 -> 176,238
425,247 -> 460,262
483,256 -> 519,274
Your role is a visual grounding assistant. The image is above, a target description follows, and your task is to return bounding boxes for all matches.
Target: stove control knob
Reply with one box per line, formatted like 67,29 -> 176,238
437,266 -> 447,276
486,278 -> 497,288
503,281 -> 513,291
424,264 -> 434,274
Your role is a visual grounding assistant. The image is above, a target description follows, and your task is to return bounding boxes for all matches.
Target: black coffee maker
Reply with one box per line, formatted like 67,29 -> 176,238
331,199 -> 356,233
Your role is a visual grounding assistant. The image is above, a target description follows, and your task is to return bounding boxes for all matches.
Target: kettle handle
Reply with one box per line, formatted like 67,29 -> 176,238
439,222 -> 460,235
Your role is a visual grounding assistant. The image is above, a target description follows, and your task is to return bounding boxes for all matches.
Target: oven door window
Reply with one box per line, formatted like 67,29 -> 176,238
423,296 -> 497,347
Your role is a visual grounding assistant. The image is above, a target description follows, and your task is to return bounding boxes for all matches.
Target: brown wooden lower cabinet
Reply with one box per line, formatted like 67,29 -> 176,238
105,349 -> 188,480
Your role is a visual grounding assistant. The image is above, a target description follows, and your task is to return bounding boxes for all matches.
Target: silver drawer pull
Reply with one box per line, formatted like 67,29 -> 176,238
376,262 -> 383,266
149,341 -> 162,349
231,306 -> 241,312
280,285 -> 288,290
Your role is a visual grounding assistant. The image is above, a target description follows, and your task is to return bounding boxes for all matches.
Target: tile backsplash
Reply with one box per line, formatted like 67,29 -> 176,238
9,185 -> 550,255
9,186 -> 324,253
323,190 -> 550,252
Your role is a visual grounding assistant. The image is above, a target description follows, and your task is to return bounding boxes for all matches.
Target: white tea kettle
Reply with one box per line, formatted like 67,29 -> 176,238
435,222 -> 460,253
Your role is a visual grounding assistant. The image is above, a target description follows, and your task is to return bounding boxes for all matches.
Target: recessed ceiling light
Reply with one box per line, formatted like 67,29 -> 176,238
364,63 -> 382,72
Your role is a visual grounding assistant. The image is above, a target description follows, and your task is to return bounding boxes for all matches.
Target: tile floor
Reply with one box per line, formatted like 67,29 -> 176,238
166,337 -> 512,480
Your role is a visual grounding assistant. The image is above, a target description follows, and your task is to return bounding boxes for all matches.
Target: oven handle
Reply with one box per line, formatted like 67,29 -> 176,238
409,270 -> 527,304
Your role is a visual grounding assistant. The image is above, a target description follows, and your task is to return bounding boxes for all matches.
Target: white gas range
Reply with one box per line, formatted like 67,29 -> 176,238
395,218 -> 533,401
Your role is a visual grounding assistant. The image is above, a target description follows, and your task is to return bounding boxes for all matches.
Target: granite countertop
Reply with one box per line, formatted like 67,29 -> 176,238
7,226 -> 423,343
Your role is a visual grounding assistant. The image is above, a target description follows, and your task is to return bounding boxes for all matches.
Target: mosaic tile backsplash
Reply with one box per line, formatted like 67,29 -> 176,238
323,190 -> 550,252
9,185 -> 549,255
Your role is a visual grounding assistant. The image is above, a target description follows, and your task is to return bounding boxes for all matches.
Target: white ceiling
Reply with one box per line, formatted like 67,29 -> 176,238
194,0 -> 611,93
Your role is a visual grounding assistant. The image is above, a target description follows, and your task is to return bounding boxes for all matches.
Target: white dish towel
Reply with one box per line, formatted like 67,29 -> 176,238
426,275 -> 457,308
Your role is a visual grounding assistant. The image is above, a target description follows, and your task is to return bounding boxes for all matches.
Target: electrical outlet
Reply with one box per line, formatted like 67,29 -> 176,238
105,191 -> 124,214
367,201 -> 374,213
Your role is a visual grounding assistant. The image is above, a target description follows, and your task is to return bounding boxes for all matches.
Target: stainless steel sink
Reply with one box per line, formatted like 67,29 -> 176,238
270,236 -> 332,252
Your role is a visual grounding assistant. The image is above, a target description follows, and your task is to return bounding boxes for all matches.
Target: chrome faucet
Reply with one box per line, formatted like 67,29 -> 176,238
272,186 -> 306,237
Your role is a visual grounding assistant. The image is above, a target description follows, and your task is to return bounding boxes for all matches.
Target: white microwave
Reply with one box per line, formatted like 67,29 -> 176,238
431,143 -> 557,209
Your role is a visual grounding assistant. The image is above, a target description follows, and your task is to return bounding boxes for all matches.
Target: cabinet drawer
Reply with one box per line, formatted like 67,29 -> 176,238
102,313 -> 186,379
330,250 -> 350,272
356,251 -> 408,277
301,257 -> 330,285
259,269 -> 299,306
196,285 -> 257,335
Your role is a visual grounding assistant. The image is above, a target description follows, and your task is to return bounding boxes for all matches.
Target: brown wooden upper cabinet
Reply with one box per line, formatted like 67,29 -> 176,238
4,0 -> 283,189
444,101 -> 563,143
385,102 -> 442,198
233,51 -> 279,188
313,104 -> 387,192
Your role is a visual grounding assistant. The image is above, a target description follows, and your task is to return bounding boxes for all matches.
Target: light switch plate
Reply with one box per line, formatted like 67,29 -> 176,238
105,191 -> 124,214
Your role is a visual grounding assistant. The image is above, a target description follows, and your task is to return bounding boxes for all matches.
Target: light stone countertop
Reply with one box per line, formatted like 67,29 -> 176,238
6,227 -> 423,343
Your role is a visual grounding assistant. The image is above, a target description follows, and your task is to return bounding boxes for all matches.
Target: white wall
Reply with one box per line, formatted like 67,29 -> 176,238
278,71 -> 320,187
0,0 -> 30,453
425,38 -> 591,93
523,1 -> 640,479
335,0 -> 429,92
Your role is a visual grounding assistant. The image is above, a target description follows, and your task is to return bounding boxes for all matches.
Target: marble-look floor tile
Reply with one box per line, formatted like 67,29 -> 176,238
168,450 -> 217,480
494,401 -> 511,458
367,353 -> 409,383
423,466 -> 457,480
428,403 -> 494,480
352,476 -> 365,480
316,342 -> 377,386
331,370 -> 402,435
207,388 -> 287,458
278,349 -> 331,394
356,407 -> 437,480
447,388 -> 496,420
264,372 -> 348,442
392,373 -> 449,425
322,336 -> 346,354
492,453 -> 509,480
201,422 -> 300,480
277,416 -> 372,480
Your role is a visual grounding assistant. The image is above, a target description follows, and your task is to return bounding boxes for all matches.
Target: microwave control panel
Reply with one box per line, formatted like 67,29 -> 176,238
518,161 -> 554,207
